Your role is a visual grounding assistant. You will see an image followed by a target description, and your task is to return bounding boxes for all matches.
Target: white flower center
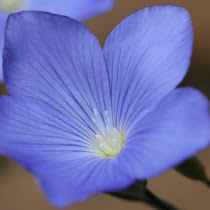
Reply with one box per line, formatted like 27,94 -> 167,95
0,0 -> 23,12
92,109 -> 125,157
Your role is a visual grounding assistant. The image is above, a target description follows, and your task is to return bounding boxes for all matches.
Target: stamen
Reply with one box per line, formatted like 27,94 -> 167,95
92,109 -> 106,136
104,110 -> 112,133
99,144 -> 116,157
113,128 -> 123,144
112,139 -> 121,152
105,126 -> 113,143
95,134 -> 106,143
92,108 -> 125,157
93,108 -> 98,116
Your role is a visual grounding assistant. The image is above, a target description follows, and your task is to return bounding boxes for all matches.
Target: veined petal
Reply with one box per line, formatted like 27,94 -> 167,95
0,0 -> 115,81
4,11 -> 111,131
103,5 -> 193,133
0,96 -> 134,207
0,15 -> 6,82
27,0 -> 115,21
117,87 -> 210,179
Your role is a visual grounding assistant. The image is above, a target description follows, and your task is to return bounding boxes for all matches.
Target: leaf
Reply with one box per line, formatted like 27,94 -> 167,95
109,180 -> 179,210
175,156 -> 210,187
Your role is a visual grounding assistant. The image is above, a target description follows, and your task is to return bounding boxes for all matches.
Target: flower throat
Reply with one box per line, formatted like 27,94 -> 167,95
92,109 -> 125,157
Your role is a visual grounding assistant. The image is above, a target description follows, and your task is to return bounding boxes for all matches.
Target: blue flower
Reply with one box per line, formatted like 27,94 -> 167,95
0,0 -> 116,82
0,5 -> 210,208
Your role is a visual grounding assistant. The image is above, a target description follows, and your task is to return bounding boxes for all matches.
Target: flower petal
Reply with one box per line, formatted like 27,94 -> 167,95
117,87 -> 210,179
0,96 -> 134,207
0,15 -> 6,82
0,0 -> 115,82
27,0 -> 115,21
103,5 -> 193,132
4,11 -> 111,127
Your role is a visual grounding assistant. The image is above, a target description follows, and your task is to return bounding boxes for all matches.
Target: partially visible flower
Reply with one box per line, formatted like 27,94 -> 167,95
0,0 -> 116,82
0,5 -> 209,208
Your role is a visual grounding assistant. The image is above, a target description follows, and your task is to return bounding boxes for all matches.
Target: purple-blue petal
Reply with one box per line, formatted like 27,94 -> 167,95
103,5 -> 193,133
0,0 -> 115,82
117,87 -> 210,179
4,11 -> 111,125
0,96 -> 134,207
0,15 -> 6,82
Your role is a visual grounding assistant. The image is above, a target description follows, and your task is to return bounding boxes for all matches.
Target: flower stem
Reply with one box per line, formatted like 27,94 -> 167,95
109,180 -> 180,210
143,190 -> 179,210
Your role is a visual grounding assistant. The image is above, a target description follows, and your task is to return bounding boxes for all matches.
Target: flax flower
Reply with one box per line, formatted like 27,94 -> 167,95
0,5 -> 209,208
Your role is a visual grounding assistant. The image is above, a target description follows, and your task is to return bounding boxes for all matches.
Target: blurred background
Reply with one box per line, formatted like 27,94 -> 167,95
0,0 -> 210,209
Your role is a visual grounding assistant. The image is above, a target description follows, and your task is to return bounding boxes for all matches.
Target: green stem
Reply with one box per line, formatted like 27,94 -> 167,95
110,189 -> 180,210
143,190 -> 179,210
